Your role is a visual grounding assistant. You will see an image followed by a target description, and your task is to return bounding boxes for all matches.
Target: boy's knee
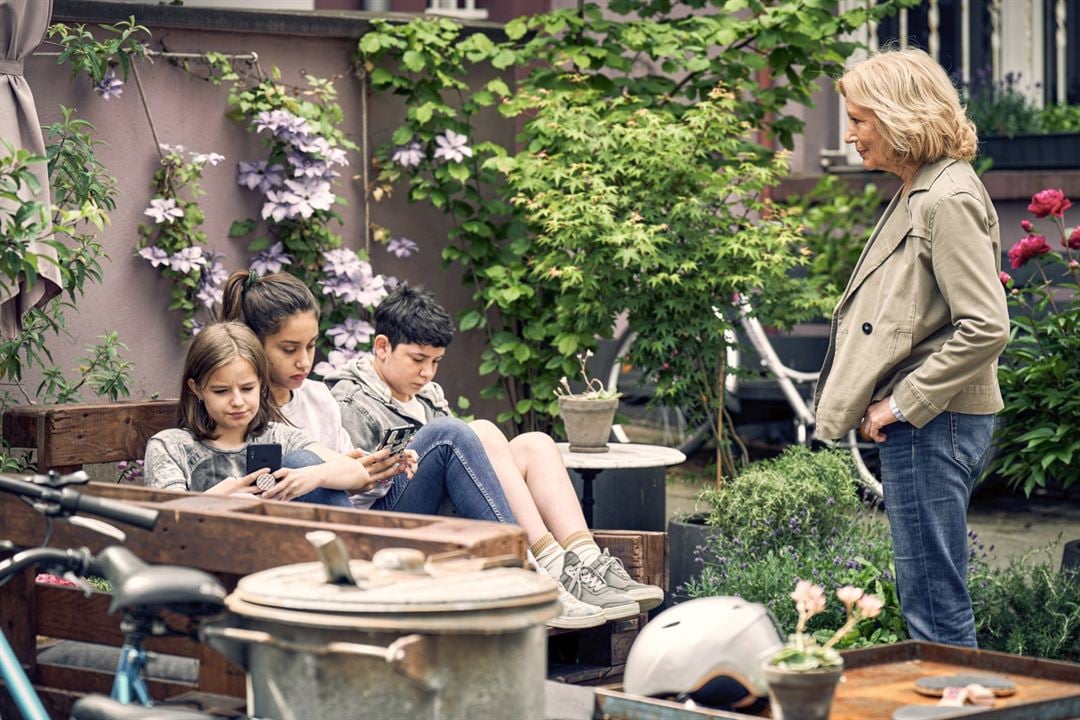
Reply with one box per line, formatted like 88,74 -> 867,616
510,431 -> 557,457
426,416 -> 484,447
469,418 -> 507,445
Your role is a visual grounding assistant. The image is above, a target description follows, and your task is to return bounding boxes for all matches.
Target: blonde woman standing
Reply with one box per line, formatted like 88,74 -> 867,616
814,49 -> 1009,647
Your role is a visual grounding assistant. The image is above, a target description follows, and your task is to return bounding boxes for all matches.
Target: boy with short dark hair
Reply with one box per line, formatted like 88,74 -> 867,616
329,285 -> 663,621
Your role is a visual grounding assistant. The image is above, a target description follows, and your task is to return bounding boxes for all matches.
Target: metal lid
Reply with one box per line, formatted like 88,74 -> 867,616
229,549 -> 560,632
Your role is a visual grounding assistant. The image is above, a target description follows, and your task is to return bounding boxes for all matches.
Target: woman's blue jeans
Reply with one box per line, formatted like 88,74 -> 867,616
877,410 -> 995,647
284,449 -> 354,508
371,417 -> 516,523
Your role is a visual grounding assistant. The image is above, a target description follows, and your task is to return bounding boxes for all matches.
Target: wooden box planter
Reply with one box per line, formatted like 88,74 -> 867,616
979,132 -> 1080,170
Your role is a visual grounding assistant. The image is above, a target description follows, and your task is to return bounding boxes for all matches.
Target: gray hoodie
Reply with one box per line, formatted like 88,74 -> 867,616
327,355 -> 451,452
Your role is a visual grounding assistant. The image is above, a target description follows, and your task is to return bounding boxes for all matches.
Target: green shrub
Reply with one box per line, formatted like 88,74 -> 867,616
684,449 -> 1080,661
687,447 -> 904,646
684,512 -> 904,648
970,545 -> 1080,662
786,175 -> 885,307
698,447 -> 861,551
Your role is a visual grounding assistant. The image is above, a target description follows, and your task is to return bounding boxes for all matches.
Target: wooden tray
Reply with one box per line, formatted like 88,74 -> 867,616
592,641 -> 1080,720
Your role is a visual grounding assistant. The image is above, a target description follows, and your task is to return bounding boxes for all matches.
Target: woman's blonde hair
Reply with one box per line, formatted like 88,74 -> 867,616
179,322 -> 283,441
837,48 -> 978,164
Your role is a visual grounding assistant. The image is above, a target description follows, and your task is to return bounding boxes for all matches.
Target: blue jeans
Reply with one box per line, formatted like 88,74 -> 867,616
371,417 -> 515,523
878,411 -> 995,647
284,449 -> 354,508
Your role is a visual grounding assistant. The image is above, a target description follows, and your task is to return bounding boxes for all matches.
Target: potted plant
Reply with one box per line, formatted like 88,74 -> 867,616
556,350 -> 620,453
763,581 -> 884,720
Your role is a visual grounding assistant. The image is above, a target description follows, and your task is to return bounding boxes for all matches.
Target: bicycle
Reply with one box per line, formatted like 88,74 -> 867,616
601,297 -> 883,502
0,470 -> 227,720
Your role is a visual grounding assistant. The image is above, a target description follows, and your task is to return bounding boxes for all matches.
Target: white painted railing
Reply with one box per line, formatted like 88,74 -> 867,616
426,0 -> 488,21
827,0 -> 1073,169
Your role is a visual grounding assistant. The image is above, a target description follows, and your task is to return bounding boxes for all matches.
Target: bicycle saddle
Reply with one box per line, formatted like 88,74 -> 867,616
94,546 -> 226,616
70,694 -> 224,719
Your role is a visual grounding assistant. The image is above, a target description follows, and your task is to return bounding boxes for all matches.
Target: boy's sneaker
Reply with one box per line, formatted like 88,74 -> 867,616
548,585 -> 606,629
586,548 -> 665,612
560,551 -> 639,621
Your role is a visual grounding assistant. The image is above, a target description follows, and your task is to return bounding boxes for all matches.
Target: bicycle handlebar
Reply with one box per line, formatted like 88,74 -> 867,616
0,546 -> 94,585
0,474 -> 159,530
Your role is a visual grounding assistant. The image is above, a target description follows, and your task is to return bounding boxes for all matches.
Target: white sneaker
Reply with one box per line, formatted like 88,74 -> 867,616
587,548 -> 665,612
548,584 -> 606,629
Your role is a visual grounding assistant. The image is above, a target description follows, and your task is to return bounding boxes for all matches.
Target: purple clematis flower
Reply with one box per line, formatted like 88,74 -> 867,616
94,69 -> 124,100
192,152 -> 225,167
254,109 -> 312,140
433,130 -> 472,164
287,150 -> 333,180
138,246 -> 170,268
327,318 -> 375,350
237,161 -> 285,193
249,242 -> 294,275
281,178 -> 334,219
386,237 -> 418,259
313,348 -> 366,378
196,280 -> 223,309
392,142 -> 425,168
261,189 -> 296,223
169,246 -> 209,275
144,197 -> 184,224
321,248 -> 366,279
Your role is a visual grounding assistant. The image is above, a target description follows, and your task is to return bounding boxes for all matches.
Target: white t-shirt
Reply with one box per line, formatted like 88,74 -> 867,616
281,379 -> 391,510
282,379 -> 354,454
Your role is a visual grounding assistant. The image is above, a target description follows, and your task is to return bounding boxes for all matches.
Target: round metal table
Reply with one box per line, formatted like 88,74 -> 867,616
557,443 -> 686,527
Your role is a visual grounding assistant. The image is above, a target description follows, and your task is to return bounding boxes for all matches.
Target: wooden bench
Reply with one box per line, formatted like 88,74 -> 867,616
0,400 -> 666,714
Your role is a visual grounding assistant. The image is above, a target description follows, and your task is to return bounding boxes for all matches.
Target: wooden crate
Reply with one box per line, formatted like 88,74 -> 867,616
548,529 -> 667,684
0,482 -> 526,719
0,399 -> 668,712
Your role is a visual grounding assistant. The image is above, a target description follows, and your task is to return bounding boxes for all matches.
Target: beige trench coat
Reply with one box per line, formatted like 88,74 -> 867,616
814,157 -> 1010,440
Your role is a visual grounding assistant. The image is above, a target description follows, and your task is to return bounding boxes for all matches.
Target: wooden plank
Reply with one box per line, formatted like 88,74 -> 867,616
35,585 -> 203,657
42,401 -> 179,469
0,485 -> 527,576
36,663 -> 194,703
576,616 -> 642,668
2,400 -> 180,468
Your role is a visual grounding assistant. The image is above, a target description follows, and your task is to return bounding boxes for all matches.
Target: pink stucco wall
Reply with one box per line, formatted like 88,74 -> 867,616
23,2 -> 512,417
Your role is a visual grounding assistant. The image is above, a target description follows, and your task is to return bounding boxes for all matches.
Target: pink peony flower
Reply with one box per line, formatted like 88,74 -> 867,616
1007,234 -> 1052,269
1028,189 -> 1072,218
999,271 -> 1012,286
1020,219 -> 1033,232
1067,227 -> 1080,250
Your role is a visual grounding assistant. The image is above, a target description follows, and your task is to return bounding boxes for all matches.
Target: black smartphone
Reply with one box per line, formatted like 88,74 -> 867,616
377,425 -> 417,456
246,443 -> 282,475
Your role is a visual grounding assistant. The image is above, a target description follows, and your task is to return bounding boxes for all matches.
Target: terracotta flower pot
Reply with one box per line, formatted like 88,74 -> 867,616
557,396 -> 618,453
762,662 -> 843,720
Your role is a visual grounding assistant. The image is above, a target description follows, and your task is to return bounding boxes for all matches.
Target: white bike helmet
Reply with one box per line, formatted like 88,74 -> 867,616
623,596 -> 783,710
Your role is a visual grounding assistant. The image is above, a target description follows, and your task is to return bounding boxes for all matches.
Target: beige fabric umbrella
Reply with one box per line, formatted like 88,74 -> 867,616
0,0 -> 62,338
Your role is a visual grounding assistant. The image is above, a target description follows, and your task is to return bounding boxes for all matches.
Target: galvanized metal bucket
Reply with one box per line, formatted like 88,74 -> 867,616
204,549 -> 560,720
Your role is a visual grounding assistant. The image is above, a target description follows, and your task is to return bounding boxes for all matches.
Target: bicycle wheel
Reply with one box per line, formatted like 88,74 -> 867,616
845,429 -> 884,505
601,328 -> 713,456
